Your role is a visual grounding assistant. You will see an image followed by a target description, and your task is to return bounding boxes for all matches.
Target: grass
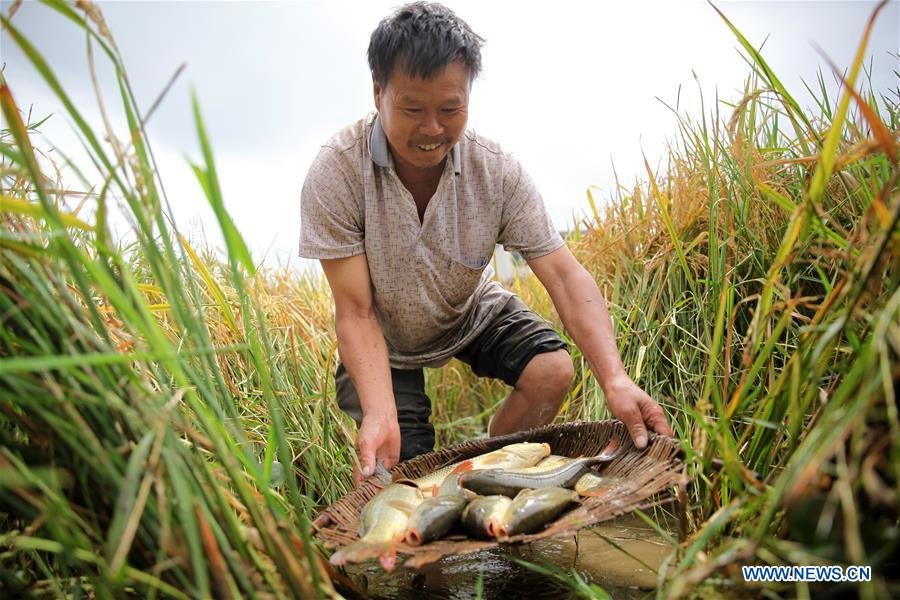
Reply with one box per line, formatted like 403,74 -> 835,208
1,0 -> 898,598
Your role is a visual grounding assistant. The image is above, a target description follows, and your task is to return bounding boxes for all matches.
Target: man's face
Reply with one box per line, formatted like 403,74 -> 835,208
374,59 -> 470,174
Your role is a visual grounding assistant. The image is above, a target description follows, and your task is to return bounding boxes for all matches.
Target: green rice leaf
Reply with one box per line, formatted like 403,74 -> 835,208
189,90 -> 255,275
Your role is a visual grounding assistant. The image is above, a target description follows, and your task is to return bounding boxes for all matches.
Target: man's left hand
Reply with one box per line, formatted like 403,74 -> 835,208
603,374 -> 672,449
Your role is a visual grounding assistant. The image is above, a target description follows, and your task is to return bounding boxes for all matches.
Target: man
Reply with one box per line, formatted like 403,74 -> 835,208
300,2 -> 671,484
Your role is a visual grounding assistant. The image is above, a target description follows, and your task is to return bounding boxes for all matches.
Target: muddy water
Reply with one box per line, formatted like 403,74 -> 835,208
343,513 -> 675,599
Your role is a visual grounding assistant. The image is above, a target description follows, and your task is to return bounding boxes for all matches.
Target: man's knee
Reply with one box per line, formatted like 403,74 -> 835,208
517,349 -> 575,398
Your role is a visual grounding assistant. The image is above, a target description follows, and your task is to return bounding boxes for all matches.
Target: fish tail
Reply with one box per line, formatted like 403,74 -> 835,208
329,539 -> 396,570
378,544 -> 398,571
598,438 -> 620,458
328,546 -> 349,567
586,439 -> 622,465
450,459 -> 474,474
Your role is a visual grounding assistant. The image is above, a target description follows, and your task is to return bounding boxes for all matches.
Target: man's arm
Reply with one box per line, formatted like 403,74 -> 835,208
528,245 -> 672,448
320,254 -> 400,483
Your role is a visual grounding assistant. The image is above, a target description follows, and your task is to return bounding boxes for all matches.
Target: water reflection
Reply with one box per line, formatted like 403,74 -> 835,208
343,513 -> 674,599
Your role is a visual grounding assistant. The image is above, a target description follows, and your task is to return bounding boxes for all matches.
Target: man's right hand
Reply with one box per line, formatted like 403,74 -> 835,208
354,411 -> 401,485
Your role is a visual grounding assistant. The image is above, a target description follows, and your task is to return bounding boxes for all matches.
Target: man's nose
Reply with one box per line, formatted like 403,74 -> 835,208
419,112 -> 444,137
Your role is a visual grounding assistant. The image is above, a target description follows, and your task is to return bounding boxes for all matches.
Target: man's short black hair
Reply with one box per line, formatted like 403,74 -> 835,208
367,2 -> 484,88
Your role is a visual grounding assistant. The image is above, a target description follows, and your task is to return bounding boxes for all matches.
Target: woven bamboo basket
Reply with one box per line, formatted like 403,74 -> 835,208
312,420 -> 683,569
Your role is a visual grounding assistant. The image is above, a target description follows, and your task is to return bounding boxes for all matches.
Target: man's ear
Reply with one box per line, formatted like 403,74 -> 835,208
373,80 -> 383,112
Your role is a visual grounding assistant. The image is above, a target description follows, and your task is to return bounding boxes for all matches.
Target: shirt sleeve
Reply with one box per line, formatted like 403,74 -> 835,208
497,155 -> 565,261
298,146 -> 366,260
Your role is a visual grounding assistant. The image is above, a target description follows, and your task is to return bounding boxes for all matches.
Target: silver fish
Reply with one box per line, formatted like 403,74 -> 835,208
412,442 -> 551,496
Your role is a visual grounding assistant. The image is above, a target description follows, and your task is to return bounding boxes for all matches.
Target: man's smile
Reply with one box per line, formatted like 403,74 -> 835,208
416,142 -> 443,152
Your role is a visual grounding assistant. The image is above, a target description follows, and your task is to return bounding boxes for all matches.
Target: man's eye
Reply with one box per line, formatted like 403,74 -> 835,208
442,108 -> 461,114
404,108 -> 422,114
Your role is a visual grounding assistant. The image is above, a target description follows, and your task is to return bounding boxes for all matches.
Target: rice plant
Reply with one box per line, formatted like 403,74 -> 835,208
1,1 -> 348,597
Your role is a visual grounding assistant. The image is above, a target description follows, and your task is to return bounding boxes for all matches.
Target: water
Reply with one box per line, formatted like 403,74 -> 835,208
342,513 -> 674,599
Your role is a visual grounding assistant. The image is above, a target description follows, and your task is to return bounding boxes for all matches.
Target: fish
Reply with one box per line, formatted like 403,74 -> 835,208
329,481 -> 423,571
405,495 -> 468,546
459,443 -> 619,497
497,487 -> 580,537
461,495 -> 512,540
411,442 -> 551,495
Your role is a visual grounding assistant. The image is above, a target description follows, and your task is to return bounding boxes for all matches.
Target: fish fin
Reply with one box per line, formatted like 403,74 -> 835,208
450,459 -> 474,474
330,539 -> 381,567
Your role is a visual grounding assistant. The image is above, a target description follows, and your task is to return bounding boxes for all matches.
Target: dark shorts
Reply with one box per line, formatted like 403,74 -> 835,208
335,295 -> 569,460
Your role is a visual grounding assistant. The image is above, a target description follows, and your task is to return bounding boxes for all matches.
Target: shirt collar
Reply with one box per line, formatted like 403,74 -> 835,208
369,113 -> 461,176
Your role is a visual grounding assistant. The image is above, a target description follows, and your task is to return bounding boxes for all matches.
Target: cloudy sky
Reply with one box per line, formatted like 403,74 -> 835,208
2,0 -> 897,270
